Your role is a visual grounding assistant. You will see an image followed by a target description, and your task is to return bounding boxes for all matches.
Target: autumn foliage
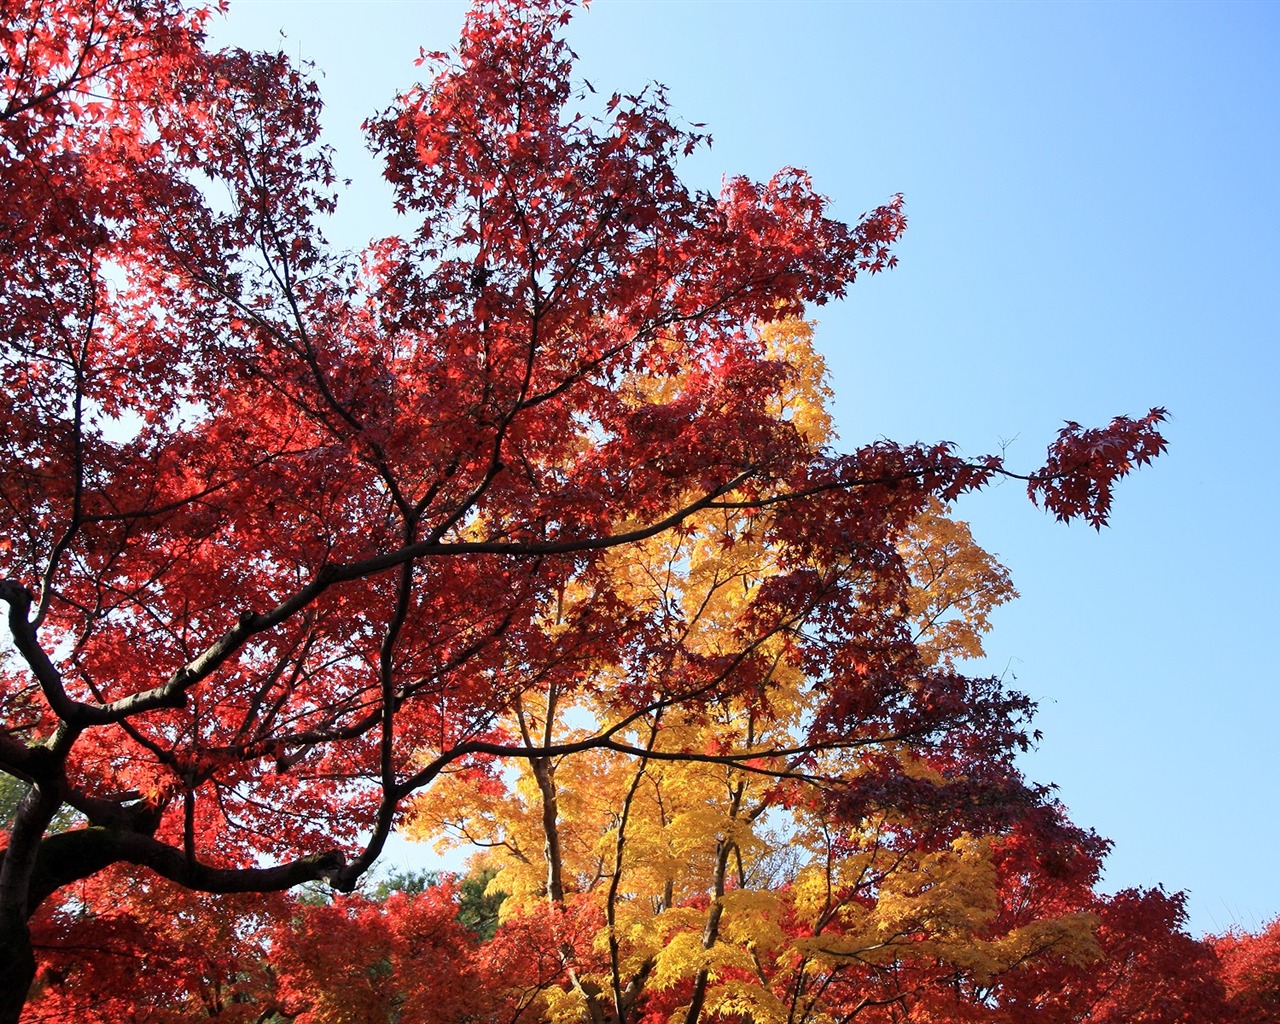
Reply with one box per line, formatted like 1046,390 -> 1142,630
1214,918 -> 1280,1024
0,0 -> 1215,1021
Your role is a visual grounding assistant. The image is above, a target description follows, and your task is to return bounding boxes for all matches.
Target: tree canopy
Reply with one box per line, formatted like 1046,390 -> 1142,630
1,0 -> 1172,1020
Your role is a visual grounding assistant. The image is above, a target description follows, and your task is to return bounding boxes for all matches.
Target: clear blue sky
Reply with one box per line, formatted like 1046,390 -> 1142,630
211,0 -> 1280,937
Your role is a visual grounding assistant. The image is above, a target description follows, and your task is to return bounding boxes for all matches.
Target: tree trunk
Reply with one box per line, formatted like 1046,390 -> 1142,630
530,756 -> 565,904
0,911 -> 35,1024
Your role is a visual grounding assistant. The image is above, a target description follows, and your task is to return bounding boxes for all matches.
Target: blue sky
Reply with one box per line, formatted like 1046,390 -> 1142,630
211,0 -> 1280,936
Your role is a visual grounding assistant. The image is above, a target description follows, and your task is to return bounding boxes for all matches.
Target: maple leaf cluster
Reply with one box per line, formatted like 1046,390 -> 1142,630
0,0 -> 1176,1021
1028,409 -> 1169,529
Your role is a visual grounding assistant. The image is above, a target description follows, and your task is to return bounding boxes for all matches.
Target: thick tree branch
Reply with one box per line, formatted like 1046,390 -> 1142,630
27,826 -> 345,912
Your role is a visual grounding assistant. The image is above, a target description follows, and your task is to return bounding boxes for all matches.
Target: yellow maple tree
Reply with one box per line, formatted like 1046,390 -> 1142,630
404,319 -> 1098,1024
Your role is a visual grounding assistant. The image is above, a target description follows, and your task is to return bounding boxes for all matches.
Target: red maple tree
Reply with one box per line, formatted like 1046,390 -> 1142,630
1215,917 -> 1280,1024
0,0 -> 1167,1019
